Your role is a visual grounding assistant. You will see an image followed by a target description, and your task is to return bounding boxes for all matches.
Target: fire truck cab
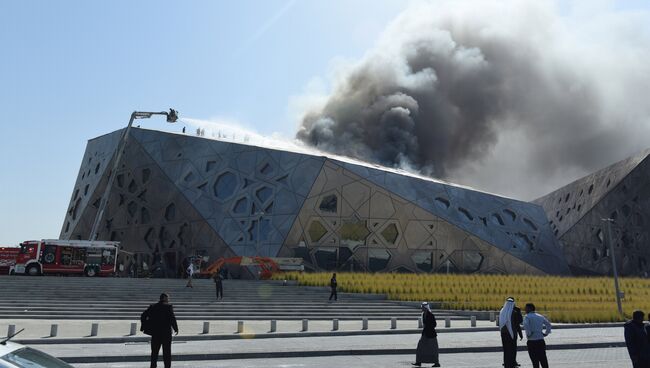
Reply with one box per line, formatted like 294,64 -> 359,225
10,239 -> 120,277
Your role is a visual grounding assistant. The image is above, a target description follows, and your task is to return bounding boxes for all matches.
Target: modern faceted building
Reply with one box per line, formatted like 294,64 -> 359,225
534,149 -> 650,276
61,127 -> 587,277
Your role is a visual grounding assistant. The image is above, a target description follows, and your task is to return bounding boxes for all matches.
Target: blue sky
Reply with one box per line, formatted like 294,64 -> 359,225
0,0 -> 407,245
0,0 -> 648,245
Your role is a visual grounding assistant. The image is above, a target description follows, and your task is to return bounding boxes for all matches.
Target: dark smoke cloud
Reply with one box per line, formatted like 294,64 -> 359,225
295,1 -> 650,199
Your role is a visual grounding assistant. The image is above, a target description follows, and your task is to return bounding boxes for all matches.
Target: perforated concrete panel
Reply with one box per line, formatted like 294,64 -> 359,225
535,149 -> 650,276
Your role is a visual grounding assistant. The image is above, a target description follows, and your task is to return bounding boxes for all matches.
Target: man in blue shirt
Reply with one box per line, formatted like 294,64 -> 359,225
523,303 -> 551,368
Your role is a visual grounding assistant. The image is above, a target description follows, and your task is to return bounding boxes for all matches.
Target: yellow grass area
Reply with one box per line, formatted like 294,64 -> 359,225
273,272 -> 650,323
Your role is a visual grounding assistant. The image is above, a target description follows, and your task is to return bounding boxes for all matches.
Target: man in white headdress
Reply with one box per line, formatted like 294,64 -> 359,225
499,297 -> 523,368
412,302 -> 441,367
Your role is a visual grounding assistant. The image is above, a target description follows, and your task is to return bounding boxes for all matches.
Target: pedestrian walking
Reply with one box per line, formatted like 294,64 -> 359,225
213,271 -> 223,300
523,303 -> 551,368
412,302 -> 441,367
140,293 -> 179,368
624,310 -> 650,368
185,263 -> 194,288
329,272 -> 338,301
499,297 -> 523,368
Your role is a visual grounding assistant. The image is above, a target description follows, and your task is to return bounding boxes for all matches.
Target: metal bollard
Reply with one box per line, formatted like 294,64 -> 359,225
202,322 -> 210,334
471,316 -> 477,328
445,317 -> 451,328
302,319 -> 308,332
50,324 -> 58,337
90,323 -> 99,337
418,317 -> 423,329
495,315 -> 500,326
237,321 -> 244,334
489,312 -> 496,322
362,318 -> 368,330
130,323 -> 137,336
7,325 -> 15,337
270,320 -> 277,333
390,318 -> 397,330
332,319 -> 339,331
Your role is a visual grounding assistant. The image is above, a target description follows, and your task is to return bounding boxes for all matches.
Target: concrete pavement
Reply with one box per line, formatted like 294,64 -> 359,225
72,347 -> 631,368
28,327 -> 625,364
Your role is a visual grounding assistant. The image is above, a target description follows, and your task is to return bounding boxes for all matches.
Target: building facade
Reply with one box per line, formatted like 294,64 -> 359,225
62,128 -> 650,277
535,149 -> 650,276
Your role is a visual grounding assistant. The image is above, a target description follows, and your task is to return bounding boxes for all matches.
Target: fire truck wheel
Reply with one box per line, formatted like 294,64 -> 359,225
85,267 -> 98,277
26,265 -> 41,276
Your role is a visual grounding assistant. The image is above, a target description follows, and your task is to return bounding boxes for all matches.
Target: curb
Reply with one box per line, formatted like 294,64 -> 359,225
16,322 -> 623,345
60,341 -> 627,364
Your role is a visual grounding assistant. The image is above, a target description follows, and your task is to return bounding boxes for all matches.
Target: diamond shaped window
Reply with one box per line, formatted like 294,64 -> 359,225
319,194 -> 337,213
380,223 -> 399,244
308,220 -> 328,242
339,218 -> 370,247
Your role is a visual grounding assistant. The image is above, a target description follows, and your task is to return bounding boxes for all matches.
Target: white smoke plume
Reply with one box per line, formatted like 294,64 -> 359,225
295,0 -> 650,200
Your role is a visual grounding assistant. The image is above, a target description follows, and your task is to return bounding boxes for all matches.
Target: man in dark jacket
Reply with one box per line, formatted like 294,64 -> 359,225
329,273 -> 338,301
625,310 -> 650,368
141,293 -> 179,368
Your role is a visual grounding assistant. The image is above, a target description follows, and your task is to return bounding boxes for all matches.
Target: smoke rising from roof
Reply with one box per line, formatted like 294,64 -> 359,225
295,1 -> 650,200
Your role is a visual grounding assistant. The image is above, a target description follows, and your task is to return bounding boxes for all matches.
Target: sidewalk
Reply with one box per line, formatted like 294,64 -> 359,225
29,326 -> 625,364
73,347 -> 630,368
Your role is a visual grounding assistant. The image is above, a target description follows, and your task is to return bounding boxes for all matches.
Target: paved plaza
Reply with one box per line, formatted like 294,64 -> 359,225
0,276 -> 631,367
75,348 -> 630,368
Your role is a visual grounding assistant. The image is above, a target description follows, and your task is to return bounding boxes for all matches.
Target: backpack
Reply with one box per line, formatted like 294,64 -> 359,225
140,304 -> 154,336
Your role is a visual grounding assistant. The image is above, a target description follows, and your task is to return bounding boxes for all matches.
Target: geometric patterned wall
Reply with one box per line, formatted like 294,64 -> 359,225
535,149 -> 650,276
278,160 -> 567,274
61,128 -> 571,276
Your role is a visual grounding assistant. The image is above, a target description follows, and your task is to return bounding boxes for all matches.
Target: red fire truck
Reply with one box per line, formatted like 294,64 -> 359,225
0,246 -> 20,275
10,239 -> 120,277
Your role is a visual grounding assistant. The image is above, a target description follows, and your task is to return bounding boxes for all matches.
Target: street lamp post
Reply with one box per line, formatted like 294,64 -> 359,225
602,218 -> 624,316
88,109 -> 178,240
